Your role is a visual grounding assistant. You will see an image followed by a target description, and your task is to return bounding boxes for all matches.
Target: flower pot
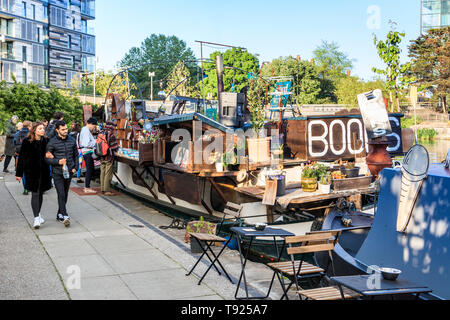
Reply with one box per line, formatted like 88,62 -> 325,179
138,143 -> 154,165
215,162 -> 224,172
301,177 -> 318,192
319,183 -> 331,194
340,167 -> 361,178
366,140 -> 393,179
248,137 -> 271,164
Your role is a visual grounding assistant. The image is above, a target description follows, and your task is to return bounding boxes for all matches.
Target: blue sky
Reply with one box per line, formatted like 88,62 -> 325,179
95,0 -> 421,81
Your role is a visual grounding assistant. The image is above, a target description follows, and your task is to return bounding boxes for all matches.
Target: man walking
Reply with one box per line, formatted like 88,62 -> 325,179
3,115 -> 19,173
98,121 -> 119,196
45,121 -> 78,227
46,111 -> 64,140
79,117 -> 98,194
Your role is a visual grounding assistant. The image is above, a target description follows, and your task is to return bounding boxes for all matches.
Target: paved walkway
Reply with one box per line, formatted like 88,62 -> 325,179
0,172 -> 289,300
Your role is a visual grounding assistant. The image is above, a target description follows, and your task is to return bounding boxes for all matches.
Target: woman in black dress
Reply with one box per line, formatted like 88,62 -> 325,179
16,122 -> 52,229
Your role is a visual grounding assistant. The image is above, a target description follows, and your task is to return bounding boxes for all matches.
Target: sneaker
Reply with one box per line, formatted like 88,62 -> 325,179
39,215 -> 45,225
63,216 -> 71,228
33,217 -> 41,229
57,214 -> 65,223
23,190 -> 29,195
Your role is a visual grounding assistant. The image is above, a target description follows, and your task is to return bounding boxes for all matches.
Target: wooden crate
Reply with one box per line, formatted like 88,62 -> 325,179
332,176 -> 373,192
138,143 -> 154,165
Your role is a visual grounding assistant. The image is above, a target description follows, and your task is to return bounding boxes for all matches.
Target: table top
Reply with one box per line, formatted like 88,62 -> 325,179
331,275 -> 432,296
230,226 -> 295,238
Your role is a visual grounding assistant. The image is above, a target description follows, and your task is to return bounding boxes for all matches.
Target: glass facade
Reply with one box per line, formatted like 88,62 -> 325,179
422,0 -> 450,33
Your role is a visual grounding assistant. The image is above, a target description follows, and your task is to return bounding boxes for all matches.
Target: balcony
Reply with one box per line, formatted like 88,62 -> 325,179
81,0 -> 95,19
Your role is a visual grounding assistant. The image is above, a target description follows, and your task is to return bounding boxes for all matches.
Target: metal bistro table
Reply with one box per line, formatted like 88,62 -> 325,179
331,275 -> 432,300
231,226 -> 295,300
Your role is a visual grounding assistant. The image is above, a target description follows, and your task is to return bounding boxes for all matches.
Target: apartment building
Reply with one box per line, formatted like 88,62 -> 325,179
0,0 -> 95,87
421,0 -> 450,33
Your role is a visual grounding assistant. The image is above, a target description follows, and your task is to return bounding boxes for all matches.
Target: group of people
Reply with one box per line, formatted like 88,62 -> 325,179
1,112 -> 119,230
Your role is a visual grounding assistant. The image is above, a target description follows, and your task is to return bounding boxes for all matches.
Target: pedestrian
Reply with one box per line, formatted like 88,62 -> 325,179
3,115 -> 19,173
45,121 -> 78,227
79,117 -> 98,194
15,122 -> 52,229
13,122 -> 24,145
41,119 -> 48,129
98,121 -> 119,196
69,122 -> 83,184
14,120 -> 32,195
45,111 -> 64,140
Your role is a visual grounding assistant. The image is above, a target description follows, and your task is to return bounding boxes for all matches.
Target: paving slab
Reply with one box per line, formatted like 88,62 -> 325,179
67,275 -> 137,300
53,254 -> 116,280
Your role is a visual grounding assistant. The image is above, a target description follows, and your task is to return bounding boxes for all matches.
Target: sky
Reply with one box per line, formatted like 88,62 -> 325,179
94,0 -> 422,81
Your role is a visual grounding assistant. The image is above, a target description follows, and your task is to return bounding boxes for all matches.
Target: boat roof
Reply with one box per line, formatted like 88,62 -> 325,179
286,113 -> 404,121
152,112 -> 233,133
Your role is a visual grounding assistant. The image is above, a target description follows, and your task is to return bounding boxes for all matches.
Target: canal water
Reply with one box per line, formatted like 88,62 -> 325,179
421,140 -> 450,163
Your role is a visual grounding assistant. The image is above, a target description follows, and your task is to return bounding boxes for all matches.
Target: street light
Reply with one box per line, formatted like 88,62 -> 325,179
149,71 -> 155,101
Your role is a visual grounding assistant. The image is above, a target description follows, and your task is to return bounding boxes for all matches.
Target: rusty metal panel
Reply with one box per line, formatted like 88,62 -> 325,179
162,170 -> 202,205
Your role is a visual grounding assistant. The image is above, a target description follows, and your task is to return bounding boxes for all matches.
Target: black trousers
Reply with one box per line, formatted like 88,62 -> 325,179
3,155 -> 16,171
83,153 -> 94,188
31,189 -> 44,218
53,173 -> 72,216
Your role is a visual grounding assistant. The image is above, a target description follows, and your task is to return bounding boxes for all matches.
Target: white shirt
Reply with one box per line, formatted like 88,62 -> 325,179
79,126 -> 96,153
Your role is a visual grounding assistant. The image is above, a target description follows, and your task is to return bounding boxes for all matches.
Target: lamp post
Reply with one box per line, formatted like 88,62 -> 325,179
149,72 -> 155,100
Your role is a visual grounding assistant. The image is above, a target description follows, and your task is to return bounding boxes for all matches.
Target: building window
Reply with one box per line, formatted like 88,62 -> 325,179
43,6 -> 48,21
22,68 -> 27,84
71,56 -> 76,69
31,4 -> 35,20
22,1 -> 26,17
67,35 -> 71,49
22,46 -> 27,62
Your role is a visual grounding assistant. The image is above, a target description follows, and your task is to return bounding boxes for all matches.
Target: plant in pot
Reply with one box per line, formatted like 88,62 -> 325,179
222,150 -> 239,172
138,127 -> 160,165
247,78 -> 270,164
301,163 -> 327,192
209,151 -> 223,172
340,162 -> 361,178
319,174 -> 332,194
184,216 -> 217,253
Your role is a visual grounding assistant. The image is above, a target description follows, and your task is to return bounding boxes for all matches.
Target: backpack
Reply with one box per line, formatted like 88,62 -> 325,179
95,131 -> 110,157
46,121 -> 56,139
15,130 -> 28,154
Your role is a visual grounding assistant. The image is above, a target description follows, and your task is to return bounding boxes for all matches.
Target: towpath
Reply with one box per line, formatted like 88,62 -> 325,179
0,172 -> 289,300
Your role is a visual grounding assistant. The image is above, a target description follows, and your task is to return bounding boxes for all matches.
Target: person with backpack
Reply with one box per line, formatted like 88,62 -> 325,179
3,115 -> 19,173
14,121 -> 32,195
45,112 -> 64,140
79,117 -> 98,194
69,122 -> 83,184
96,121 -> 119,196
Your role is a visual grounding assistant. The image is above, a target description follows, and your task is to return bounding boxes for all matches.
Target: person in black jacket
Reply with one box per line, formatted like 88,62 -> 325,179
16,122 -> 52,229
45,111 -> 64,140
45,120 -> 78,227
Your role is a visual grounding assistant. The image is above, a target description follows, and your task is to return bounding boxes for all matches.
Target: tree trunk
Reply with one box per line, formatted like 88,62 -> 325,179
442,96 -> 448,115
396,97 -> 400,113
389,91 -> 394,113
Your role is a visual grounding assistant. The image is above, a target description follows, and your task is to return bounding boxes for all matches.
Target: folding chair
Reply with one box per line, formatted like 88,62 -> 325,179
186,202 -> 243,285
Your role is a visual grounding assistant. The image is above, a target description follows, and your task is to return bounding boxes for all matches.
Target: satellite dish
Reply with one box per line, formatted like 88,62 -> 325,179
397,145 -> 430,233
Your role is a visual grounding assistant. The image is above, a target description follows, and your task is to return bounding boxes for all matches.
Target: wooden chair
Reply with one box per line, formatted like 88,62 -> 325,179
268,231 -> 359,300
186,202 -> 243,285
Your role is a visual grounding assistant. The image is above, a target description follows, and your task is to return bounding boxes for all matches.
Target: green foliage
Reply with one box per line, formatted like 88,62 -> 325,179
417,128 -> 437,141
409,26 -> 450,114
164,61 -> 199,97
302,163 -> 327,180
335,76 -> 387,108
401,116 -> 423,129
260,57 -> 322,105
119,34 -> 198,100
0,81 -> 83,134
246,78 -> 266,137
313,40 -> 355,77
372,22 -> 415,112
200,48 -> 259,99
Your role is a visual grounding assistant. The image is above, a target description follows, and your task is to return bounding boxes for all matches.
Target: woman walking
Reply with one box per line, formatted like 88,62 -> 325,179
16,122 -> 52,229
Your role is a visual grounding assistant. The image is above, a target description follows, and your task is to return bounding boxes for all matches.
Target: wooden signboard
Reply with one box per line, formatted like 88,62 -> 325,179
284,114 -> 404,162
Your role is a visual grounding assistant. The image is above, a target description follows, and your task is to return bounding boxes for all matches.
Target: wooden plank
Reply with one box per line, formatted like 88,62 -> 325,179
209,178 -> 228,204
287,243 -> 335,255
262,180 -> 277,206
285,233 -> 334,244
223,208 -> 241,218
226,202 -> 243,211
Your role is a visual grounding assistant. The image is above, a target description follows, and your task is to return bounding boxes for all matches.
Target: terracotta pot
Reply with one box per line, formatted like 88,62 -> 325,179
301,177 -> 318,192
366,140 -> 393,179
248,137 -> 271,164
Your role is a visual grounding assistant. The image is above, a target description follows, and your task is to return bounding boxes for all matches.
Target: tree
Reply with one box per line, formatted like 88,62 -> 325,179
372,23 -> 414,112
335,76 -> 387,109
118,34 -> 198,100
260,56 -> 322,105
200,48 -> 259,99
163,61 -> 199,98
409,26 -> 450,114
246,78 -> 266,137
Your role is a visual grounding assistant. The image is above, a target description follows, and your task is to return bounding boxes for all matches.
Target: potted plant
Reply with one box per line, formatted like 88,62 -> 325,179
138,127 -> 160,165
301,163 -> 327,192
222,150 -> 239,172
208,152 -> 223,172
247,78 -> 271,164
319,174 -> 332,194
184,217 -> 217,253
340,162 -> 361,178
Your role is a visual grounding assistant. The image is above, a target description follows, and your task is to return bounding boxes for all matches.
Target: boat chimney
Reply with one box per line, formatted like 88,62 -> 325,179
216,54 -> 224,97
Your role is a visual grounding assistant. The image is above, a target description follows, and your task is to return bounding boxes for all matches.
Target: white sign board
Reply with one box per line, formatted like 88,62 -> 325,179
358,89 -> 392,139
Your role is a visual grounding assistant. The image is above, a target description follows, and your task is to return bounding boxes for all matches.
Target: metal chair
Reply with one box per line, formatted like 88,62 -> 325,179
186,202 -> 243,285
